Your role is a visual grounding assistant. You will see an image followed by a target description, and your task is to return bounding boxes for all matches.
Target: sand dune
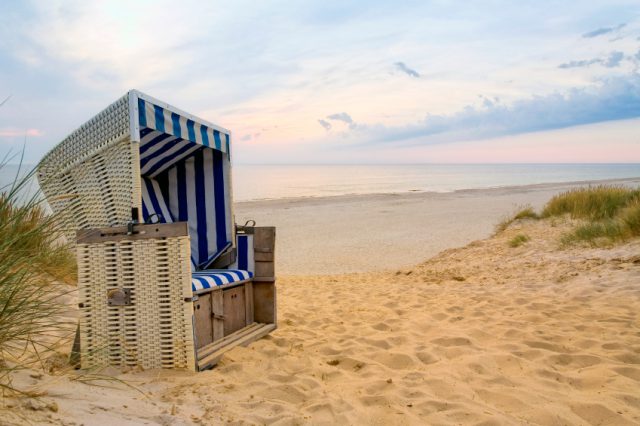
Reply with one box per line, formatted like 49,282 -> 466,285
4,216 -> 639,425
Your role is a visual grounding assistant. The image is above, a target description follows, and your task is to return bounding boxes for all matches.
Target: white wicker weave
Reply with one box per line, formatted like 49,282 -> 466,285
76,225 -> 196,371
37,94 -> 140,243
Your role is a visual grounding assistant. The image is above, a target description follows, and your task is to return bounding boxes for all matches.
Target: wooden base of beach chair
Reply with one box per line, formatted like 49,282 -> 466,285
192,279 -> 277,369
197,322 -> 277,370
76,223 -> 276,372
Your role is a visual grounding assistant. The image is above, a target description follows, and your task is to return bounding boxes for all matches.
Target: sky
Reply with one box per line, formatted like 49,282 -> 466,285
0,0 -> 639,164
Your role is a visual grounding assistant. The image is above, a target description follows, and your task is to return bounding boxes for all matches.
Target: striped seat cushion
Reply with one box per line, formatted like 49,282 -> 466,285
191,269 -> 253,293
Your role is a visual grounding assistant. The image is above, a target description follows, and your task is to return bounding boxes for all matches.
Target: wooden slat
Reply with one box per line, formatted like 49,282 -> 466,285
212,290 -> 224,341
197,322 -> 261,360
77,222 -> 188,244
252,281 -> 276,325
245,282 -> 254,325
197,323 -> 276,370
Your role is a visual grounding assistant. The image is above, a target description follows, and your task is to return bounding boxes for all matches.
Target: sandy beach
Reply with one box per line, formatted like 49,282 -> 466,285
4,179 -> 640,425
236,177 -> 640,274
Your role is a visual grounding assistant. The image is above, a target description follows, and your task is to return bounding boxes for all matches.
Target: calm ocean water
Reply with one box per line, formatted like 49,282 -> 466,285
231,164 -> 640,201
2,164 -> 639,202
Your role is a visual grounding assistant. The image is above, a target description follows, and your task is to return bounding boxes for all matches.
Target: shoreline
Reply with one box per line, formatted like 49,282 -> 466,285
234,176 -> 640,205
235,177 -> 640,275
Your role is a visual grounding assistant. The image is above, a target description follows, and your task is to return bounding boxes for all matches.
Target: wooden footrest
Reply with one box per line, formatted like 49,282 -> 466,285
197,322 -> 276,370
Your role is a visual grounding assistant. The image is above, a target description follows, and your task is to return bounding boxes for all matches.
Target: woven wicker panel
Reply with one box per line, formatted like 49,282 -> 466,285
38,94 -> 130,177
39,138 -> 139,243
37,94 -> 140,243
77,235 -> 195,371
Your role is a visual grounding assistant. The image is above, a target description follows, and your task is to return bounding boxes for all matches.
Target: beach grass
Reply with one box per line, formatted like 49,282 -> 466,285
496,186 -> 640,245
541,185 -> 640,221
0,160 -> 76,394
495,205 -> 538,233
509,234 -> 530,247
544,186 -> 640,245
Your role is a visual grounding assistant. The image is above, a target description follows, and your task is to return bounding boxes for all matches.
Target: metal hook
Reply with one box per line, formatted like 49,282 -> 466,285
145,213 -> 163,224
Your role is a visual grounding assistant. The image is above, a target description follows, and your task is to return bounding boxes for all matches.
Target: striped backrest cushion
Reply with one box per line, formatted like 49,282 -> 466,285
165,148 -> 232,268
141,177 -> 197,271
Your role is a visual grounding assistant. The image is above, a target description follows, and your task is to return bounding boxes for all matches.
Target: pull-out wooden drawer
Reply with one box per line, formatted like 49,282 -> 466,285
194,293 -> 213,349
223,286 -> 246,335
193,282 -> 256,348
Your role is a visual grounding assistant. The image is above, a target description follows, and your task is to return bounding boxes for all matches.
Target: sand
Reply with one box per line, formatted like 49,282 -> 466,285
235,177 -> 640,274
3,179 -> 640,425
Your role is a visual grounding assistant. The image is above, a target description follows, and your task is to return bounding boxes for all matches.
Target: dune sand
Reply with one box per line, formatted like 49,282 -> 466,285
3,180 -> 640,425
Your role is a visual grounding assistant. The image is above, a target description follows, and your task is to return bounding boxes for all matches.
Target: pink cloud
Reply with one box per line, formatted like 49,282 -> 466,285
0,128 -> 44,137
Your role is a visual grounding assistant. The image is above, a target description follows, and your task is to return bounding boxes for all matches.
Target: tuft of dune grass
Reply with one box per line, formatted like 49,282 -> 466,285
542,185 -> 640,245
495,205 -> 539,233
541,185 -> 640,221
0,158 -> 76,395
509,234 -> 530,248
495,186 -> 640,246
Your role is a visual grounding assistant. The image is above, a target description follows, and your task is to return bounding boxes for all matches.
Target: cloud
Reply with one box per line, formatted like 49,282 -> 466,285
0,96 -> 12,108
0,128 -> 43,137
394,62 -> 420,78
582,23 -> 626,38
604,51 -> 625,67
558,51 -> 625,69
349,73 -> 640,146
327,112 -> 354,124
558,58 -> 601,69
318,119 -> 332,130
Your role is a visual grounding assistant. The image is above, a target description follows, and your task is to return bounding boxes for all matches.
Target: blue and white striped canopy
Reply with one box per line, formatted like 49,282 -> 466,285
137,97 -> 230,153
134,92 -> 233,271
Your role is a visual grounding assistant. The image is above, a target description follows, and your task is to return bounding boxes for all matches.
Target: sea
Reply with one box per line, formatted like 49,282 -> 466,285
2,164 -> 639,202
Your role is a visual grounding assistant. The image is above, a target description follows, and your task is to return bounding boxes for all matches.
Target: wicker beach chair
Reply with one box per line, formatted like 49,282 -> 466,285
37,90 -> 276,371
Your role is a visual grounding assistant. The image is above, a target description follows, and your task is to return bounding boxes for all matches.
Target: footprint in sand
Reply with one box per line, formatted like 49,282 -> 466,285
431,337 -> 472,347
415,399 -> 459,416
371,322 -> 391,331
319,346 -> 343,356
465,362 -> 489,375
614,352 -> 640,364
474,388 -> 531,412
431,312 -> 449,321
547,353 -> 602,369
268,373 -> 297,383
523,340 -> 569,353
570,403 -> 636,426
259,384 -> 307,404
303,403 -> 345,424
415,351 -> 439,365
503,328 -> 524,338
360,337 -> 391,350
613,366 -> 640,381
371,352 -> 416,370
601,342 -> 624,350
